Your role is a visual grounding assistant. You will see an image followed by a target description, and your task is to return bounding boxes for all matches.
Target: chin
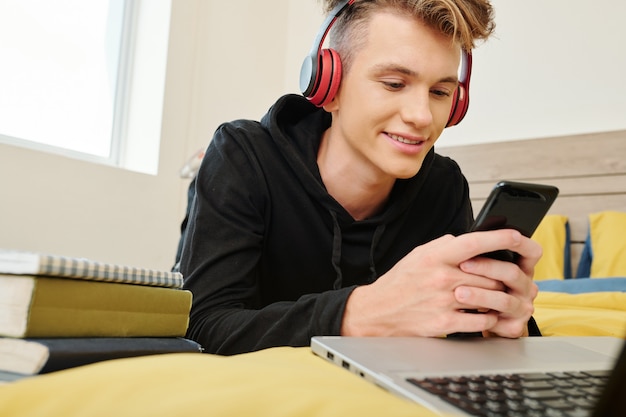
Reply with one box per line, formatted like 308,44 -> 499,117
399,156 -> 426,178
393,164 -> 423,179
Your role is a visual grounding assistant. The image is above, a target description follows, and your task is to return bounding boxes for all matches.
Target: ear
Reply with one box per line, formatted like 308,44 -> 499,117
322,93 -> 340,113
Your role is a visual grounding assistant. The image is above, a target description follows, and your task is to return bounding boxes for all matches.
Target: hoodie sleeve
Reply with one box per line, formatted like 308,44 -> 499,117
180,122 -> 353,355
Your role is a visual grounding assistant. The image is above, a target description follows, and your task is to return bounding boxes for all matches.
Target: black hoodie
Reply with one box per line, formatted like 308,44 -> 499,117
180,94 -> 474,355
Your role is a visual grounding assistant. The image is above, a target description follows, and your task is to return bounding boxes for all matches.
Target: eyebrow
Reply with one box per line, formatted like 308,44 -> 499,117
371,63 -> 459,85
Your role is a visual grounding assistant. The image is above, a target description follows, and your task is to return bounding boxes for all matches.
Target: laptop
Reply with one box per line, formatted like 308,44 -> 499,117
311,335 -> 626,416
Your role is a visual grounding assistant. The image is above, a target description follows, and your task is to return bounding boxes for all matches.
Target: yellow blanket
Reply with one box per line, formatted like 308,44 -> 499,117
534,291 -> 626,338
0,347 -> 432,417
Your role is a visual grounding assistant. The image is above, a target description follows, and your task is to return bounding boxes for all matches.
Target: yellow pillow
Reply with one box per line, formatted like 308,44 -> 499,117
0,347 -> 434,417
534,291 -> 626,338
589,211 -> 626,278
531,214 -> 570,280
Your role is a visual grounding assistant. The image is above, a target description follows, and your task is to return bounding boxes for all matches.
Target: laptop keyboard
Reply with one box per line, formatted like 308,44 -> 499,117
407,370 -> 610,417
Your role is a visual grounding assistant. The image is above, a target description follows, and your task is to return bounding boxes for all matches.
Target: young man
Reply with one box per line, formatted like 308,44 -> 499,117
180,0 -> 542,355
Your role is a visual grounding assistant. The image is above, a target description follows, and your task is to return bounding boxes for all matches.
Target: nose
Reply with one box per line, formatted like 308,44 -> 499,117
399,90 -> 433,128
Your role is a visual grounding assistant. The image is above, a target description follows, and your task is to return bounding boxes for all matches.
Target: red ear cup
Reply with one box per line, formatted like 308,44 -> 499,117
307,49 -> 342,107
446,50 -> 472,127
446,83 -> 469,127
300,0 -> 352,107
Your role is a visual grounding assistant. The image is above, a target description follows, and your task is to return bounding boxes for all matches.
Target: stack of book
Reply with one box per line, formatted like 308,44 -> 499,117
0,249 -> 202,382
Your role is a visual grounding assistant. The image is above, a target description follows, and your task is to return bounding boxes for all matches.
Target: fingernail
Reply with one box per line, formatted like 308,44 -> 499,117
460,260 -> 475,271
456,287 -> 470,300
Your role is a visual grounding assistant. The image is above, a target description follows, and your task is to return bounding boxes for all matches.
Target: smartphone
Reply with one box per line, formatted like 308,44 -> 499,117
470,181 -> 559,262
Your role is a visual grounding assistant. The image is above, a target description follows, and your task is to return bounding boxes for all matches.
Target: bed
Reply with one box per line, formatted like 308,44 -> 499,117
441,130 -> 626,340
1,131 -> 625,417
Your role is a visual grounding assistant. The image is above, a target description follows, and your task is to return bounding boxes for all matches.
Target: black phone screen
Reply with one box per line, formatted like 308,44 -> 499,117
470,181 -> 559,262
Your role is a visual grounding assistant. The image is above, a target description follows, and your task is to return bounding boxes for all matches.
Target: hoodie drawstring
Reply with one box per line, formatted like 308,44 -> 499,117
330,211 -> 386,289
368,224 -> 386,282
330,211 -> 343,290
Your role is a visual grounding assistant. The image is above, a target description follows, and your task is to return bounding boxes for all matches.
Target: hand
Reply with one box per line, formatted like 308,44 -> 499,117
455,231 -> 541,338
341,229 -> 541,338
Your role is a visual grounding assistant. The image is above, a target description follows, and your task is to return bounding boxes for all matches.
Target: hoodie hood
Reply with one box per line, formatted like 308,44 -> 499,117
259,94 -> 438,287
260,94 -> 436,225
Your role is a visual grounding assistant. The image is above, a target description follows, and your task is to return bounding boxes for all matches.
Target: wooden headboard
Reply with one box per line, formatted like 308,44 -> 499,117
438,130 -> 626,274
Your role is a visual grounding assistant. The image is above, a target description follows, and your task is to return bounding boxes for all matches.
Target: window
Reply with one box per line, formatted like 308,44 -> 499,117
0,0 -> 171,174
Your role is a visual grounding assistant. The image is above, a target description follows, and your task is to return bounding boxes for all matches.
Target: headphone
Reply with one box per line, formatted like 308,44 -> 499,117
299,0 -> 472,127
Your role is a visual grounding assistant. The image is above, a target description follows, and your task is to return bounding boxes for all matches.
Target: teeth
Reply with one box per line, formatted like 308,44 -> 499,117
388,133 -> 421,145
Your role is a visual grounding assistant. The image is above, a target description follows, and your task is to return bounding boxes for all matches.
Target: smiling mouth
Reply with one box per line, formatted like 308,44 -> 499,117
387,133 -> 424,145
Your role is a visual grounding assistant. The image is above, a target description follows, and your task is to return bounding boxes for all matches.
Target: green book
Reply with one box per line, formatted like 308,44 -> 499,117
0,275 -> 192,338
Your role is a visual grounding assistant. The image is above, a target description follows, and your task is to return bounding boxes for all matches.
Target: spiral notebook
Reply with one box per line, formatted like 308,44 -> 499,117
0,249 -> 183,288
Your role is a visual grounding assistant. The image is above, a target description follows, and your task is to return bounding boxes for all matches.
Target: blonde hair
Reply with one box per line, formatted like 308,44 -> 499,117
322,0 -> 495,72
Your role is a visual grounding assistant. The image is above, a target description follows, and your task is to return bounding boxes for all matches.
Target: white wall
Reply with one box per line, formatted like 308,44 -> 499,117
1,0 -> 623,268
438,0 -> 626,146
178,0 -> 326,155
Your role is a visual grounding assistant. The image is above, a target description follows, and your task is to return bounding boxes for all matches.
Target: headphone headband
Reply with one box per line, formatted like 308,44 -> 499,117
300,0 -> 472,127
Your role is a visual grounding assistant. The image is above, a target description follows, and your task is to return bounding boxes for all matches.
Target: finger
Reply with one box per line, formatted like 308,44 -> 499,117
459,256 -> 540,299
516,240 -> 543,277
454,286 -> 533,339
487,319 -> 530,339
462,276 -> 506,292
434,229 -> 526,265
449,310 -> 499,334
460,256 -> 516,281
455,286 -> 517,315
483,324 -> 528,339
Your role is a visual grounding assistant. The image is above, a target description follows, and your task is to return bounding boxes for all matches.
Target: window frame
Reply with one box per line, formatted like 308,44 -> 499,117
0,0 -> 170,175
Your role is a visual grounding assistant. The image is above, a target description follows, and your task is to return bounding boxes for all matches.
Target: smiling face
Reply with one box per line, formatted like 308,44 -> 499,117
322,10 -> 461,183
